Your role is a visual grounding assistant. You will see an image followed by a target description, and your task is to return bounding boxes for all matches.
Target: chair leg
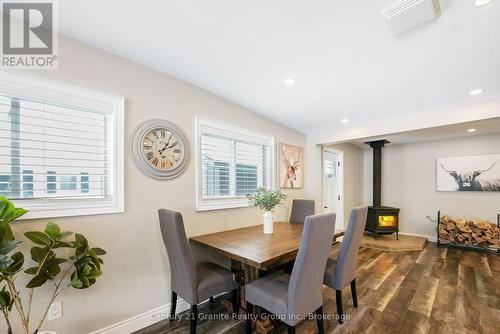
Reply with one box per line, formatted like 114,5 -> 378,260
209,296 -> 215,309
231,289 -> 239,314
336,290 -> 344,324
287,325 -> 296,334
170,291 -> 177,321
315,306 -> 324,334
351,279 -> 358,308
246,302 -> 253,334
284,260 -> 294,274
190,304 -> 198,334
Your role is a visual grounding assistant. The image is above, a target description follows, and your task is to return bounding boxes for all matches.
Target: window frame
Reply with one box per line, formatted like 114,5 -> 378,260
195,117 -> 275,211
0,72 -> 124,219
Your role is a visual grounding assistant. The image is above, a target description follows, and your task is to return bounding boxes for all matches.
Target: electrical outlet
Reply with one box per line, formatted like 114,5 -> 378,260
48,301 -> 62,320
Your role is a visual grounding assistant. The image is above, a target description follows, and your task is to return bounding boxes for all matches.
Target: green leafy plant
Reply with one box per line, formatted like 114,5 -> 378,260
0,196 -> 106,334
246,187 -> 288,211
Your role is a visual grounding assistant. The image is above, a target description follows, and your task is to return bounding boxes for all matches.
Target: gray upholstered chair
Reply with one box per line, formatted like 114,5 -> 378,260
323,206 -> 368,324
158,209 -> 239,334
289,199 -> 315,224
246,213 -> 336,334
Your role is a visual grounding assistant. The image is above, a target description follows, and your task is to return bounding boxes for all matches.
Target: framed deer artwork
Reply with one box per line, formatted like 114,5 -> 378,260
437,153 -> 500,192
279,143 -> 304,189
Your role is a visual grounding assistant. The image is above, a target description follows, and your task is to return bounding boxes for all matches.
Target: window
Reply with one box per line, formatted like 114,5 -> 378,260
81,172 -> 89,194
0,175 -> 11,196
46,171 -> 56,194
196,118 -> 274,211
236,164 -> 258,196
203,160 -> 230,197
60,175 -> 77,191
324,160 -> 337,178
22,170 -> 33,198
0,72 -> 124,219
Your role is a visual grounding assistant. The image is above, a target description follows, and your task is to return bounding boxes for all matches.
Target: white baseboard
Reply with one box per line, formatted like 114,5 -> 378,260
89,299 -> 190,334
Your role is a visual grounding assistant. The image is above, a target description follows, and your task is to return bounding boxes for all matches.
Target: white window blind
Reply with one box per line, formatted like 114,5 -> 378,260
196,118 -> 274,211
0,73 -> 124,219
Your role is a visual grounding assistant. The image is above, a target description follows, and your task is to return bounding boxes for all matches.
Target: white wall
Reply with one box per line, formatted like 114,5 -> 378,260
3,35 -> 306,334
363,133 -> 500,239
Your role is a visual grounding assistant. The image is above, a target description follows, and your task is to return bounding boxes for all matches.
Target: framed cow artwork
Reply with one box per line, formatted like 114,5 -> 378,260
437,153 -> 500,192
279,143 -> 304,189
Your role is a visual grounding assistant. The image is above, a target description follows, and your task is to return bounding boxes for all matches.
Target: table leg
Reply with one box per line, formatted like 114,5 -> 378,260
221,260 -> 274,334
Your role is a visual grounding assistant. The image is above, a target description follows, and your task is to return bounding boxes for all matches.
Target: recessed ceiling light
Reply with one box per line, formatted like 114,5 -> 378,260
467,128 -> 476,133
341,118 -> 350,124
469,89 -> 484,96
284,78 -> 297,86
473,0 -> 494,7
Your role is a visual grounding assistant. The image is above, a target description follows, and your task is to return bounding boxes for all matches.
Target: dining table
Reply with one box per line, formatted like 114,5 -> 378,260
189,221 -> 345,334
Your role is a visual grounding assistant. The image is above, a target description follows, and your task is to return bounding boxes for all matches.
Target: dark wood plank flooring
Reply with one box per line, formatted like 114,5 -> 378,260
135,243 -> 500,334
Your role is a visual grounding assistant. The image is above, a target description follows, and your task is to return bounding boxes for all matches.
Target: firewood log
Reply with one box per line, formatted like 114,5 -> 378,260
439,215 -> 499,247
458,225 -> 473,233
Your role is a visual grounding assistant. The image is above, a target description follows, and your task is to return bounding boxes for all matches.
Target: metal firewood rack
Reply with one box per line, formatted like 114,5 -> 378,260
436,211 -> 500,255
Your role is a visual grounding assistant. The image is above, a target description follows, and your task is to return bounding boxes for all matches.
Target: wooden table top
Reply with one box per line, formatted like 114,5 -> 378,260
190,222 -> 344,270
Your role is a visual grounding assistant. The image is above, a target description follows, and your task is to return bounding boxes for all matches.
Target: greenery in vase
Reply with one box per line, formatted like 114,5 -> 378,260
0,196 -> 106,334
246,187 -> 287,212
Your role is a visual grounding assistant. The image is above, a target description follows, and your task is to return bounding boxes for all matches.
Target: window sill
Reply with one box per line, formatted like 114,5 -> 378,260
13,197 -> 124,220
196,198 -> 252,212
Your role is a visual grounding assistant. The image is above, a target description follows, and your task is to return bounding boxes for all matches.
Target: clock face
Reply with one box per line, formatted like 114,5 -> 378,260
142,128 -> 184,171
131,119 -> 189,180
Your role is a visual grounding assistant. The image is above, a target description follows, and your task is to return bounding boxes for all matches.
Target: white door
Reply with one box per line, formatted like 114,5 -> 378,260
323,150 -> 343,228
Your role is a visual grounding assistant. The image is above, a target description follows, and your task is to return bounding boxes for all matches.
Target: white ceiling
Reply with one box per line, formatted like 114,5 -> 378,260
348,117 -> 500,148
57,0 -> 500,134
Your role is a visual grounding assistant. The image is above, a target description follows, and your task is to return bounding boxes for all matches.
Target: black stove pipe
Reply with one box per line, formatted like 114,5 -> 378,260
365,140 -> 390,207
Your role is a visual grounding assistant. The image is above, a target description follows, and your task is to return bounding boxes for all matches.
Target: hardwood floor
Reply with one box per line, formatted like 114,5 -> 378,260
135,243 -> 500,334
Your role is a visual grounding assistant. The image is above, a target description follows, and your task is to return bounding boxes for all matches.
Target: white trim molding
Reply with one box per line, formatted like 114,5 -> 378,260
89,299 -> 190,334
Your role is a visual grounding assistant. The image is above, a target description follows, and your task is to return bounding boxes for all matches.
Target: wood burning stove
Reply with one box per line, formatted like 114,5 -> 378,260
366,206 -> 400,239
365,140 -> 400,239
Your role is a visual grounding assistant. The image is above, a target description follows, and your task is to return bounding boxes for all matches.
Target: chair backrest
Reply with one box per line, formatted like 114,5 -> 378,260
334,206 -> 368,289
289,199 -> 315,224
158,209 -> 197,304
288,213 -> 336,318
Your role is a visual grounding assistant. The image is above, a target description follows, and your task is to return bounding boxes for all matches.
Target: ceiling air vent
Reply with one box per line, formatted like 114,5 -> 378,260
382,0 -> 441,34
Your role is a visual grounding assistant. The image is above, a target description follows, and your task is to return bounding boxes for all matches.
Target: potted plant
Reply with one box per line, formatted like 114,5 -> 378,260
246,188 -> 287,234
0,196 -> 106,334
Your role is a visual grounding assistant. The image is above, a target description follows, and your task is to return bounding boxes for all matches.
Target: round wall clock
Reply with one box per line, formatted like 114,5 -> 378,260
130,119 -> 190,180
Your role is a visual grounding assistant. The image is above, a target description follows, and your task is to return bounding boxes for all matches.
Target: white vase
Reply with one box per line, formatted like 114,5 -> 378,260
263,211 -> 274,234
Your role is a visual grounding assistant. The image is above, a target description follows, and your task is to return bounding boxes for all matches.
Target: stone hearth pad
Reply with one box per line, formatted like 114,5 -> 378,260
361,233 -> 428,251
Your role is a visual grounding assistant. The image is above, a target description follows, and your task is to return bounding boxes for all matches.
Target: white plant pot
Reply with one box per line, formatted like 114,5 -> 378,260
263,211 -> 274,234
